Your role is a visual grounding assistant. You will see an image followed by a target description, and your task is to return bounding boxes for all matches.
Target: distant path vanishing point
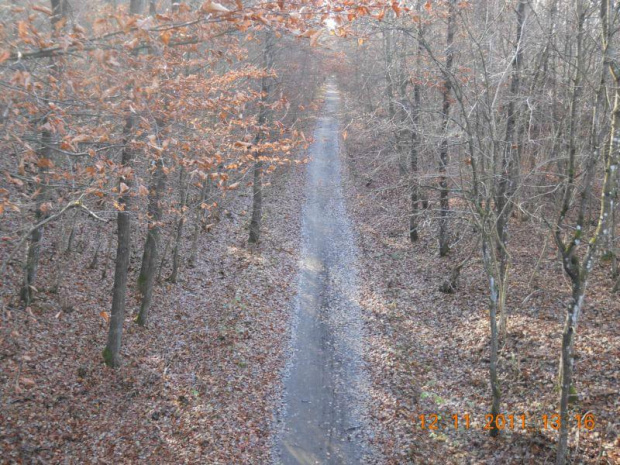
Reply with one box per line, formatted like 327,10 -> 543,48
275,82 -> 370,465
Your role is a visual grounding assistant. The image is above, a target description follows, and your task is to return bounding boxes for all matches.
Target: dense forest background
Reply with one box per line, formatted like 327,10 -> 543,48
0,0 -> 618,464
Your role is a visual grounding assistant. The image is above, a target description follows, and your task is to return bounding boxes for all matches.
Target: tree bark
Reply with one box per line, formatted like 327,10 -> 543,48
103,114 -> 135,368
496,0 -> 526,338
136,157 -> 166,326
20,0 -> 66,305
249,158 -> 263,244
409,26 -> 423,243
20,124 -> 49,306
438,0 -> 455,257
168,166 -> 187,283
555,3 -> 617,461
482,235 -> 501,438
188,177 -> 210,268
248,30 -> 275,244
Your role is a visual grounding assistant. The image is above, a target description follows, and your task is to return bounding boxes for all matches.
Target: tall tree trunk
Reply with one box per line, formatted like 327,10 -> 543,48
20,125 -> 51,306
409,26 -> 423,243
249,31 -> 275,244
383,21 -> 403,174
482,235 -> 501,438
396,33 -> 410,176
103,114 -> 135,368
438,0 -> 455,257
168,166 -> 187,283
20,0 -> 66,305
136,157 -> 166,326
496,0 -> 526,338
555,4 -> 616,461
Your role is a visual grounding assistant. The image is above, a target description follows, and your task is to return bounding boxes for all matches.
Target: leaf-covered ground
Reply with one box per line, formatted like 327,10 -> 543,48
341,132 -> 619,464
0,159 -> 307,463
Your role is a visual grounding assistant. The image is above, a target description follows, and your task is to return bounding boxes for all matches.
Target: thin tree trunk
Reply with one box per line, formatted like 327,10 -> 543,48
409,28 -> 423,243
19,0 -> 71,305
438,0 -> 455,257
249,31 -> 275,244
482,234 -> 501,438
396,32 -> 410,176
136,157 -> 166,326
20,119 -> 53,306
103,114 -> 135,368
188,177 -> 210,268
168,166 -> 187,283
496,0 -> 526,338
249,158 -> 263,244
383,21 -> 403,174
556,4 -> 617,461
20,202 -> 44,304
88,235 -> 102,270
157,235 -> 170,283
65,209 -> 79,254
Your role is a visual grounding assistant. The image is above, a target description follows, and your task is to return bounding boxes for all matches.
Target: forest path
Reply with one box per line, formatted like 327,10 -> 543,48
275,83 -> 369,464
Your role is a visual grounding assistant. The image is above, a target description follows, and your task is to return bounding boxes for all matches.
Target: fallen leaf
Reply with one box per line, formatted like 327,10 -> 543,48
201,1 -> 231,14
20,377 -> 36,388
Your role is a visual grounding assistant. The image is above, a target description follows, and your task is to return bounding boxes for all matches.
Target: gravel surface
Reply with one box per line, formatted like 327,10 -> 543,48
274,83 -> 374,464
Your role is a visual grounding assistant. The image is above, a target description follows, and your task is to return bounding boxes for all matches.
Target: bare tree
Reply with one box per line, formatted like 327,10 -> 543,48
554,2 -> 618,462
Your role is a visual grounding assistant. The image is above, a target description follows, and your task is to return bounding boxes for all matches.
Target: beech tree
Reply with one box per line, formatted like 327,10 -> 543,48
1,0 -> 320,368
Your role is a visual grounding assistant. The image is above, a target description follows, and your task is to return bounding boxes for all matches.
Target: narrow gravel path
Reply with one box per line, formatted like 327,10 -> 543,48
275,83 -> 370,464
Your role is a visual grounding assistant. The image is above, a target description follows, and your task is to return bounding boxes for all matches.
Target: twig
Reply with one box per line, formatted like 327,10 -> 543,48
0,196 -> 107,279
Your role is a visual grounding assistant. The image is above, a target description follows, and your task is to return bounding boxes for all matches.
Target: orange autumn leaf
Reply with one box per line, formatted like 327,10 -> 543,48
32,5 -> 53,15
392,2 -> 401,17
310,30 -> 322,47
160,30 -> 172,45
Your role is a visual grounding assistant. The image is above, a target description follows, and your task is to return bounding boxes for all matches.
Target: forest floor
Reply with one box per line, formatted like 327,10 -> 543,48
342,118 -> 620,463
0,147 -> 307,463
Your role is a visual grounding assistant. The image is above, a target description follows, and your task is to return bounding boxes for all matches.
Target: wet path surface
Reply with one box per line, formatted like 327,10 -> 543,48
275,84 -> 368,464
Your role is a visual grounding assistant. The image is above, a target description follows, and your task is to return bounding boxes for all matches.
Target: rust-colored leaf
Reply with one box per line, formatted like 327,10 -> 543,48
20,377 -> 36,388
160,30 -> 172,46
32,5 -> 53,15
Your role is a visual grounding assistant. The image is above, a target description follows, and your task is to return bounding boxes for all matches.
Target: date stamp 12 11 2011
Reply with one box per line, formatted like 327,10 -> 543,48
417,413 -> 596,432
